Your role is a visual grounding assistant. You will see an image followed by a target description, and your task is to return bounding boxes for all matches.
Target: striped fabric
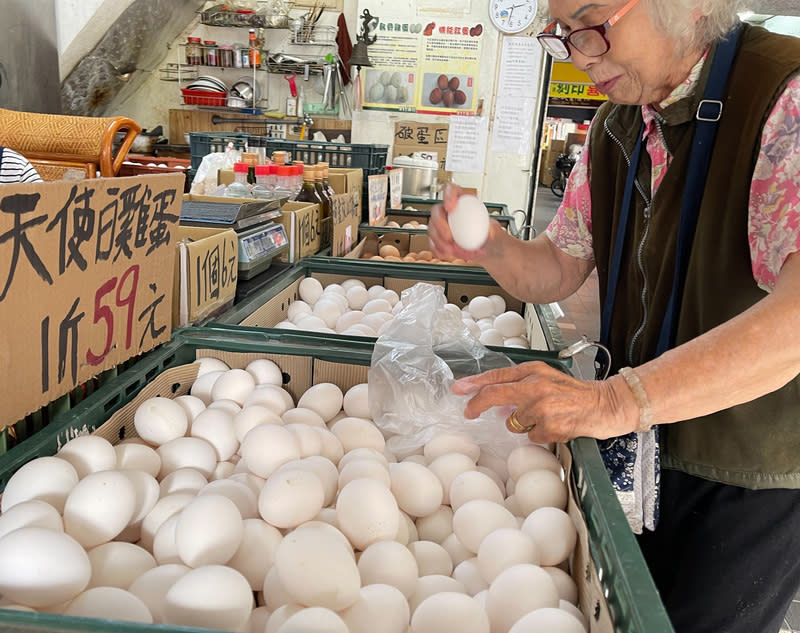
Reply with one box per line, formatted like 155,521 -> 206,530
0,146 -> 43,184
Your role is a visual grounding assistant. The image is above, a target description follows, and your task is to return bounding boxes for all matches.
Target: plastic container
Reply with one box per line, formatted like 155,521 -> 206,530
274,165 -> 295,199
180,88 -> 227,107
202,40 -> 218,66
226,162 -> 252,197
218,44 -> 235,68
0,326 -> 674,633
251,164 -> 274,199
185,36 -> 202,65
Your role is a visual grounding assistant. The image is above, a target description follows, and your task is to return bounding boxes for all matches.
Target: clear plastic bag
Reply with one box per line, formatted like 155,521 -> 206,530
189,143 -> 241,195
369,283 -> 525,458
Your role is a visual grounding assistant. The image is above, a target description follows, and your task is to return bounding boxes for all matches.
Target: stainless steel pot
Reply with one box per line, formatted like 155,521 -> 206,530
393,156 -> 438,199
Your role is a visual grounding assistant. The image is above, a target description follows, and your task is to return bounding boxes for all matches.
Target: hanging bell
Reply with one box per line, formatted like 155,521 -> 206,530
348,39 -> 373,68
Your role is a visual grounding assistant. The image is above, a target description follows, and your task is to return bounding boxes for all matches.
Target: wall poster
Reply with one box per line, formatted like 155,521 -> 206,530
358,6 -> 485,115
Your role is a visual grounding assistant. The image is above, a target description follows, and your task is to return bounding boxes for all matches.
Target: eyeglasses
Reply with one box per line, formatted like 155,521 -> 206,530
537,0 -> 641,60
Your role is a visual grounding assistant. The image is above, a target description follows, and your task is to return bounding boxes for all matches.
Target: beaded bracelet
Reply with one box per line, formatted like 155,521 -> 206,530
618,366 -> 655,432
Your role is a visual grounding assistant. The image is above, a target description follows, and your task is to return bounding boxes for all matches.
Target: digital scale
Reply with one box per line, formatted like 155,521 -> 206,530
180,197 -> 290,280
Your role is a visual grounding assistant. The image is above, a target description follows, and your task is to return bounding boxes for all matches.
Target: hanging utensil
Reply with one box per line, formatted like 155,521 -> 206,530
284,72 -> 298,98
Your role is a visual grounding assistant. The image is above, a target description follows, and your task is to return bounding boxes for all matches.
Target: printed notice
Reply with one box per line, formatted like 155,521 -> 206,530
496,36 -> 543,98
490,97 -> 537,154
445,115 -> 489,173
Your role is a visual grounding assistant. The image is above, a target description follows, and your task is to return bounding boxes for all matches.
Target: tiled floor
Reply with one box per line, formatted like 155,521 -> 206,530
531,186 -> 800,633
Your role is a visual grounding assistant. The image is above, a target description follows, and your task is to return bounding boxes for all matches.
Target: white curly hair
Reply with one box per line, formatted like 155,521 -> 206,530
645,0 -> 748,53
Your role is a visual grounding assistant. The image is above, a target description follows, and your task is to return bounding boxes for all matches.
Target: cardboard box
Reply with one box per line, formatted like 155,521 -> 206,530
278,201 -> 321,262
173,226 -> 238,328
329,167 -> 363,219
393,122 -> 451,188
539,139 -> 567,186
0,173 -> 183,427
344,231 -> 473,266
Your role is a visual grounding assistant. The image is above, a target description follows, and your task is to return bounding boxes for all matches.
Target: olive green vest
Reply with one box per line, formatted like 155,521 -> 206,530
589,24 -> 800,488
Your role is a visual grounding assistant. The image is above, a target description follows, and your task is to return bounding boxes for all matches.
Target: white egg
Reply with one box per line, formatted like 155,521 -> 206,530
488,294 -> 507,316
408,575 -> 467,614
57,435 -> 117,479
0,527 -> 91,607
389,461 -> 443,518
176,494 -> 244,567
314,299 -> 345,328
128,564 -> 190,623
339,459 -> 391,489
249,606 -> 271,633
164,565 -> 253,631
259,468 -> 325,529
415,591 -> 492,633
209,461 -> 236,481
297,383 -> 344,422
157,437 -> 217,479
380,289 -> 400,306
64,586 -> 152,623
449,470 -> 504,511
428,453 -> 476,505
276,319 -> 298,329
277,607 -> 349,633
486,564 -> 560,633
448,195 -> 490,250
120,469 -> 160,529
357,541 -> 420,598
463,319 -> 482,339
335,310 -> 366,332
287,300 -> 312,322
341,278 -> 367,291
467,296 -> 494,320
507,445 -> 562,480
521,508 -> 577,567
115,443 -> 162,478
172,394 -> 206,423
229,472 -> 266,497
337,478 -> 400,550
408,540 -> 452,577
274,524 -> 360,610
133,398 -> 189,447
507,607 -> 586,633
266,604 -> 304,633
199,479 -> 258,519
544,567 -> 579,605
367,284 -> 387,300
246,358 -> 283,386
286,423 -> 323,457
494,311 -> 526,338
207,398 -> 241,416
211,369 -> 256,405
560,599 -> 589,630
193,357 -> 230,376
139,493 -> 195,552
424,434 -> 480,463
441,532 -> 472,567
514,469 -> 568,514
503,337 -> 529,348
479,328 -> 505,347
0,499 -> 62,540
152,515 -> 181,565
477,528 -> 540,584
299,277 -> 324,305
340,584 -> 411,633
226,518 -> 283,591
331,417 -> 386,453
87,542 -> 156,589
452,499 -> 518,553
361,312 -> 393,333
314,427 -> 346,465
63,470 -> 136,548
190,370 -> 225,405
240,424 -> 300,478
363,298 -> 392,315
282,406 -> 326,427
159,468 -> 207,497
415,505 -> 454,544
452,557 -> 488,596
234,406 -> 284,443
346,286 -> 369,310
189,408 -> 238,461
476,318 -> 495,331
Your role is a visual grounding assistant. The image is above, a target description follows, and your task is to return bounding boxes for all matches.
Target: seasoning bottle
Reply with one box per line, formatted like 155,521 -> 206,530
274,165 -> 295,199
248,29 -> 261,68
312,165 -> 332,219
227,162 -> 252,198
251,165 -> 274,199
271,150 -> 287,166
186,37 -> 202,65
219,45 -> 234,68
203,40 -> 218,67
296,165 -> 323,206
317,161 -> 336,198
233,44 -> 243,68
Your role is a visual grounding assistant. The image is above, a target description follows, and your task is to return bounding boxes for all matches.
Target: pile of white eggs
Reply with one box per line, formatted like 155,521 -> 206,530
275,278 -> 529,349
0,357 -> 585,633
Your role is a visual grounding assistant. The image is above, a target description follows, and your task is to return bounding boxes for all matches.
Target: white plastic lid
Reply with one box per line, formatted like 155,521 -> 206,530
392,155 -> 438,169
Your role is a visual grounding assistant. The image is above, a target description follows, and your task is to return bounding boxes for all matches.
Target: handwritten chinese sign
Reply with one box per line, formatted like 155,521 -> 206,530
0,173 -> 183,428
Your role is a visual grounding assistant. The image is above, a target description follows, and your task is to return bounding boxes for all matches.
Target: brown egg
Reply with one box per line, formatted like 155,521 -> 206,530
429,88 -> 442,105
402,255 -> 417,262
385,255 -> 403,262
454,90 -> 467,105
452,258 -> 467,265
442,91 -> 455,108
379,244 -> 401,258
417,250 -> 433,261
437,74 -> 449,90
449,77 -> 460,91
370,255 -> 384,260
430,258 -> 441,264
361,254 -> 373,259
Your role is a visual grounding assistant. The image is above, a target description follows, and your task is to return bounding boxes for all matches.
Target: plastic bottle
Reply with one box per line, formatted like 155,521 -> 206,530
248,29 -> 261,67
251,165 -> 274,199
292,165 -> 304,198
274,165 -> 295,199
227,162 -> 252,198
313,165 -> 332,219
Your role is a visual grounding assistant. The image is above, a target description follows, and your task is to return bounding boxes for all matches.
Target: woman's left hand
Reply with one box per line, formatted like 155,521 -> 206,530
452,361 -> 640,443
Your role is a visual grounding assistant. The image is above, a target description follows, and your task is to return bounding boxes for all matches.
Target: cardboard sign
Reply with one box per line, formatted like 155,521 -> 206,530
0,174 -> 183,427
173,226 -> 238,328
278,202 -> 321,262
330,191 -> 361,257
393,122 -> 451,186
389,168 -> 404,210
367,174 -> 388,226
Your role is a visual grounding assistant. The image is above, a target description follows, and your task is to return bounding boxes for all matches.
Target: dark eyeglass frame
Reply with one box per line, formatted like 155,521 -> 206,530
536,0 -> 641,60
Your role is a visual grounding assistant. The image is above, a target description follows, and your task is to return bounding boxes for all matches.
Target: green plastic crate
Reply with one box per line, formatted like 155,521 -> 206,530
388,199 -> 525,238
0,326 -> 673,633
210,256 -> 564,353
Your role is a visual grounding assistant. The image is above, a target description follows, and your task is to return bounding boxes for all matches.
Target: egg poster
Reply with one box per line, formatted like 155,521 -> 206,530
358,11 -> 484,114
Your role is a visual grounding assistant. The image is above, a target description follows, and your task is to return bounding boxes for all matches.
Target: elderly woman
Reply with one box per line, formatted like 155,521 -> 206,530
429,1 -> 800,631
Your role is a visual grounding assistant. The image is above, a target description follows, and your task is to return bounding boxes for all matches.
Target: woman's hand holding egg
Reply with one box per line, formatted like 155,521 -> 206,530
429,184 -> 501,262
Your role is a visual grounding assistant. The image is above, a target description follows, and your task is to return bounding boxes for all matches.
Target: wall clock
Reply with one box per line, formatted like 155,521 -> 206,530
489,0 -> 538,34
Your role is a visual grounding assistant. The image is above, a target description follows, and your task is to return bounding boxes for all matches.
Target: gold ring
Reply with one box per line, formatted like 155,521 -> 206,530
506,410 -> 534,434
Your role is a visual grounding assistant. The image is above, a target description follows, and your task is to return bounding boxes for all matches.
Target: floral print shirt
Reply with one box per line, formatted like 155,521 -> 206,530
545,56 -> 800,292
